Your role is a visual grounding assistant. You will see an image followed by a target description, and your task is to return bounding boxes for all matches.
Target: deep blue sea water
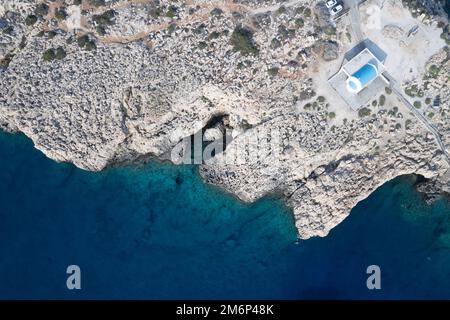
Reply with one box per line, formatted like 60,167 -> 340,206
0,131 -> 449,299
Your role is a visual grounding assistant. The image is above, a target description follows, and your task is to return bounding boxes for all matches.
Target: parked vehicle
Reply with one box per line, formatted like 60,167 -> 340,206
325,0 -> 337,8
330,4 -> 343,15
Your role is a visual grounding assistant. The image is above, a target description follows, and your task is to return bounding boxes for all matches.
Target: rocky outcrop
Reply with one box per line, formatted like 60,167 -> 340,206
1,0 -> 449,239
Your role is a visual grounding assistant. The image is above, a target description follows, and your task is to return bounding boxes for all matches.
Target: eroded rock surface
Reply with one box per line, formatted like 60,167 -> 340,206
1,0 -> 449,238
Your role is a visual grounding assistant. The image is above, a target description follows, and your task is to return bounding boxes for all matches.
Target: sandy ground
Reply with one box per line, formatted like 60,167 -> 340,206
308,15 -> 359,123
360,0 -> 446,84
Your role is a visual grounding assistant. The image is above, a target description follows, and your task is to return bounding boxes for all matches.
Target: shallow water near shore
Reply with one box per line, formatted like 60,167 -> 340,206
0,131 -> 449,299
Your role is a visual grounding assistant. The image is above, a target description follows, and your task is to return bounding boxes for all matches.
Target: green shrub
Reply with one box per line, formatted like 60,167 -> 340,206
55,7 -> 67,20
277,6 -> 287,15
42,48 -> 56,62
429,64 -> 440,78
77,35 -> 96,51
198,41 -> 207,50
77,35 -> 89,47
47,30 -> 57,39
425,97 -> 432,105
35,3 -> 49,16
90,0 -> 105,7
96,26 -> 106,36
317,96 -> 325,103
210,8 -> 223,16
346,32 -> 351,42
303,8 -> 311,17
2,26 -> 13,34
166,5 -> 177,18
295,18 -> 304,27
25,15 -> 38,26
208,31 -> 220,40
405,119 -> 412,129
413,101 -> 421,108
93,10 -> 116,27
230,27 -> 259,56
149,7 -> 162,18
385,87 -> 392,94
358,107 -> 371,117
84,40 -> 96,51
296,6 -> 305,14
379,94 -> 386,106
267,67 -> 279,77
55,46 -> 66,60
328,112 -> 336,119
167,23 -> 177,34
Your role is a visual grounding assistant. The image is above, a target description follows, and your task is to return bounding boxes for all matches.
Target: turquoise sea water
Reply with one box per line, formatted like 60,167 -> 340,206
0,131 -> 449,299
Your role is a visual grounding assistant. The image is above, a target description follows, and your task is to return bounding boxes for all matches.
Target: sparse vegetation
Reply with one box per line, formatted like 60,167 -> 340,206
201,96 -> 210,104
323,26 -> 336,36
77,35 -> 96,51
25,14 -> 38,26
90,0 -> 106,7
385,87 -> 392,95
96,26 -> 106,36
149,7 -> 162,18
267,67 -> 279,77
405,119 -> 412,129
440,24 -> 450,45
84,40 -> 96,51
405,84 -> 419,97
295,18 -> 304,28
55,7 -> 68,21
167,23 -> 177,34
303,7 -> 311,17
42,48 -> 56,62
277,6 -> 287,15
208,31 -> 220,40
346,32 -> 351,42
55,46 -> 66,60
47,30 -> 57,39
358,107 -> 371,117
166,5 -> 177,18
198,41 -> 207,50
428,64 -> 440,78
93,10 -> 116,28
34,3 -> 49,16
379,94 -> 386,106
2,26 -> 13,35
210,8 -> 223,16
230,27 -> 259,56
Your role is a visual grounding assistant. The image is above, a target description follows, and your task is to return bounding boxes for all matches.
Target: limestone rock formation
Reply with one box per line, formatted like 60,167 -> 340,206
1,0 -> 449,238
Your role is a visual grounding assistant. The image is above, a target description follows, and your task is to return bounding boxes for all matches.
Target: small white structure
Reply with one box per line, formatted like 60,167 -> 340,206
328,46 -> 389,110
346,62 -> 379,93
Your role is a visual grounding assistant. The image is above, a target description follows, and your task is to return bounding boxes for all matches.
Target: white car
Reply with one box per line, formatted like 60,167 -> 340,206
330,4 -> 343,15
325,0 -> 337,8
